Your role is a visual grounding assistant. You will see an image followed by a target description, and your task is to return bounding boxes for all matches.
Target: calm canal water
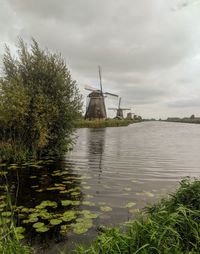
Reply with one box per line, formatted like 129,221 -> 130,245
0,121 -> 200,253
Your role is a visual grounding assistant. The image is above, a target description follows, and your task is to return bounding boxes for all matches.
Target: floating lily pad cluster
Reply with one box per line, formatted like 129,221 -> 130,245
0,160 -> 156,243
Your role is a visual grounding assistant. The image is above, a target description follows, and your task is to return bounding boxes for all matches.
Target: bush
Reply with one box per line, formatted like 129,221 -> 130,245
0,38 -> 82,162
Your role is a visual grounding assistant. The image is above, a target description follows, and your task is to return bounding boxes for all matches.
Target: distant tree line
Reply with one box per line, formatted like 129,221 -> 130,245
0,39 -> 82,161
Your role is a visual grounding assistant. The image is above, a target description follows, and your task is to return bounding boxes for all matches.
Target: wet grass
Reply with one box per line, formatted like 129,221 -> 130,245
75,178 -> 200,254
75,119 -> 140,128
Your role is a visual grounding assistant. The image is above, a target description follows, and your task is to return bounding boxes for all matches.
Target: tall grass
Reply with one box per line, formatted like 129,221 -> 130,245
75,178 -> 200,254
0,141 -> 31,163
0,216 -> 33,254
0,188 -> 34,254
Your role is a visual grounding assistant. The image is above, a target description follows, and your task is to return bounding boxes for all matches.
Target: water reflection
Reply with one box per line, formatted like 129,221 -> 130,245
1,122 -> 200,253
0,160 -> 84,250
87,128 -> 106,180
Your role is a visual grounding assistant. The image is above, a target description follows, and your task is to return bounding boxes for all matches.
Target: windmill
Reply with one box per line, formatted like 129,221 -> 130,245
108,97 -> 131,119
85,66 -> 118,119
126,112 -> 135,120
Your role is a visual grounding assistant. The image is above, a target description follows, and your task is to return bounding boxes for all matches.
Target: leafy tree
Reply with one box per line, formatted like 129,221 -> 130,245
0,38 -> 82,161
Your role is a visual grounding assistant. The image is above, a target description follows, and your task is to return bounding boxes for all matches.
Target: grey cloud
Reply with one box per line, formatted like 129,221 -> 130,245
1,0 -> 200,118
167,98 -> 200,108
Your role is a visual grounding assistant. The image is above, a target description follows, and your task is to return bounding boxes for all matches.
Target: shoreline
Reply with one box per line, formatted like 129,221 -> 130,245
74,119 -> 141,128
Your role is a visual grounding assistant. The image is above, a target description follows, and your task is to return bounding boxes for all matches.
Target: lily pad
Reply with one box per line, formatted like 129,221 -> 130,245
60,190 -> 71,194
98,202 -> 106,206
33,222 -> 45,228
35,226 -> 49,233
61,211 -> 77,222
15,234 -> 25,240
0,171 -> 8,176
82,201 -> 95,207
83,186 -> 91,190
50,219 -> 62,225
71,201 -> 81,206
85,194 -> 94,199
125,202 -> 136,209
39,210 -> 52,220
80,210 -> 98,219
0,163 -> 7,167
2,211 -> 12,217
36,200 -> 57,209
144,192 -> 155,197
0,203 -> 6,209
61,200 -> 73,206
100,206 -> 112,212
72,219 -> 93,234
28,217 -> 39,223
71,191 -> 80,196
30,176 -> 37,179
15,227 -> 25,234
60,224 -> 70,234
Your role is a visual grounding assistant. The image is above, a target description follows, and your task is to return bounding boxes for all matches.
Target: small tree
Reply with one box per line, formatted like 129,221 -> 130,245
0,38 -> 82,160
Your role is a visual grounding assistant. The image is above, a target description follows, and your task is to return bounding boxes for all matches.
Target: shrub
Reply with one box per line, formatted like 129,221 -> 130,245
0,38 -> 82,162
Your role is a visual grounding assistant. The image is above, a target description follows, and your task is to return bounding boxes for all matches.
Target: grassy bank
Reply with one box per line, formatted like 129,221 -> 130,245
75,119 -> 140,128
165,118 -> 200,124
76,178 -> 200,254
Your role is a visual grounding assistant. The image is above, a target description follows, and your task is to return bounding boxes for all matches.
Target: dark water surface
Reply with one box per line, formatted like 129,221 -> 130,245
0,121 -> 200,253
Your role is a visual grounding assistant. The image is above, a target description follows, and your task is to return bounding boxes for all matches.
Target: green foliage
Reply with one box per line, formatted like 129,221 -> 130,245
0,38 -> 82,162
76,178 -> 200,254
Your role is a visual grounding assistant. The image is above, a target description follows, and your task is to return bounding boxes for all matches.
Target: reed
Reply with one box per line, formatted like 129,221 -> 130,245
0,188 -> 34,254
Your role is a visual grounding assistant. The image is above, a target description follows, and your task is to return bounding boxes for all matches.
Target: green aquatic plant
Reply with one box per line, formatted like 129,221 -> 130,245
72,218 -> 93,234
32,222 -> 45,229
60,224 -> 70,235
76,178 -> 200,254
50,219 -> 62,225
125,202 -> 136,209
79,210 -> 98,218
29,176 -> 37,179
61,200 -> 73,206
100,206 -> 112,212
83,186 -> 91,190
35,200 -> 57,209
0,171 -> 8,176
82,201 -> 95,207
35,226 -> 49,233
61,211 -> 77,222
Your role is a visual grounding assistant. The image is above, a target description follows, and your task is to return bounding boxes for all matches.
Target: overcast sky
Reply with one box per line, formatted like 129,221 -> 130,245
1,0 -> 200,119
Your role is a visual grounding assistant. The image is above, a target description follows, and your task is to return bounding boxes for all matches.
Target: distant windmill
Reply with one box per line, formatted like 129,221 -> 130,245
85,66 -> 118,119
108,97 -> 131,119
126,112 -> 135,120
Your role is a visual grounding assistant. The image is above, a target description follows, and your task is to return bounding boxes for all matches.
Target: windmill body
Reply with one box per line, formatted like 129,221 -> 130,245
85,90 -> 107,119
84,67 -> 118,120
